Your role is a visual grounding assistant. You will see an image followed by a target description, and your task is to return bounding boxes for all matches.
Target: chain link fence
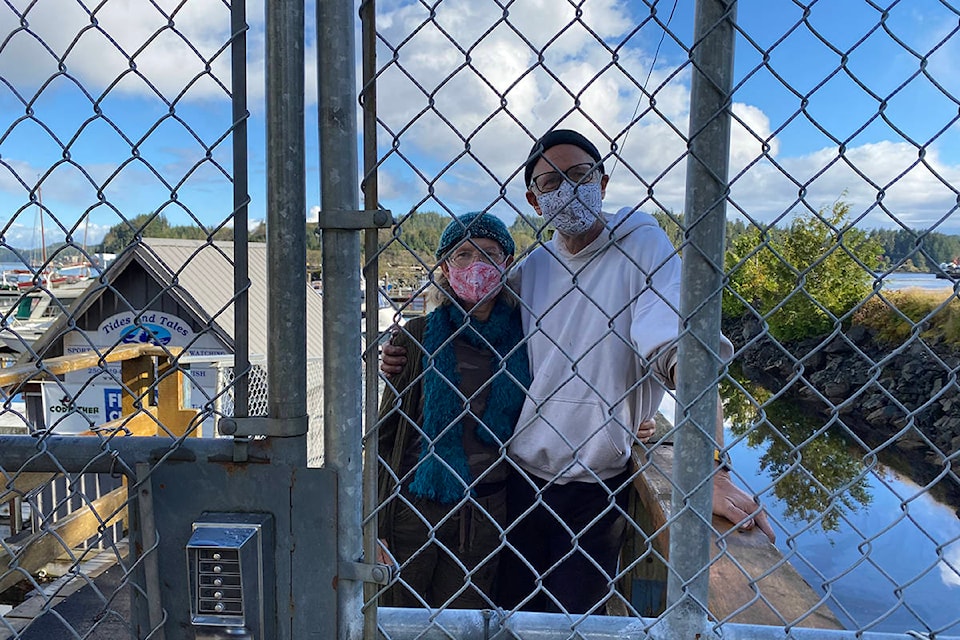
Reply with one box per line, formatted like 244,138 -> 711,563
2,0 -> 960,639
365,0 -> 960,639
0,0 -> 263,637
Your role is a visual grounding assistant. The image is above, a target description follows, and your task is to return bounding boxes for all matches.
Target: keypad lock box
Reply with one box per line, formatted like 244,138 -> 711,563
186,512 -> 275,640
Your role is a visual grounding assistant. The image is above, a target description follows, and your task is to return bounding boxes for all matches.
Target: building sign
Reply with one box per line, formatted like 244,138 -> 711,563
98,311 -> 195,345
57,311 -> 229,437
41,384 -> 121,435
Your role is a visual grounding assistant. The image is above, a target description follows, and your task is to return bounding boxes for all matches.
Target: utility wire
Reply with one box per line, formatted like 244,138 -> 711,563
608,0 -> 680,178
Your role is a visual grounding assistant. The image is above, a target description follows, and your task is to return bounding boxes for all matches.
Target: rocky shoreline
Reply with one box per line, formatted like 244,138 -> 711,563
725,315 -> 960,503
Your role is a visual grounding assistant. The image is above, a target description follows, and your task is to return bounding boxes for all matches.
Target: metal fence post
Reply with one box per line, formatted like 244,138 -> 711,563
360,0 -> 383,637
263,4 -> 309,636
664,0 -> 738,637
232,0 -> 250,431
264,0 -> 308,466
317,0 -> 365,638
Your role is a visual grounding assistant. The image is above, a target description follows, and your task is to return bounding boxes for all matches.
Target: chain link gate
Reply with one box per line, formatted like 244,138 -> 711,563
0,0 -> 336,638
363,0 -> 960,639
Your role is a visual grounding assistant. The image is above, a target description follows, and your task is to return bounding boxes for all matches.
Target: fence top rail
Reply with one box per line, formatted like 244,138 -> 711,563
0,344 -> 182,388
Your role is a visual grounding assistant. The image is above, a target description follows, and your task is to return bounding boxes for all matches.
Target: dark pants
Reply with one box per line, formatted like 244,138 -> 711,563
385,487 -> 506,609
497,467 -> 631,614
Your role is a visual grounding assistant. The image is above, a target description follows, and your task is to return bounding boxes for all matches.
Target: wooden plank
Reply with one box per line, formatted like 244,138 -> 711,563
121,353 -> 154,417
0,486 -> 127,594
0,542 -> 126,640
0,473 -> 57,503
0,344 -> 176,387
629,443 -> 844,629
156,359 -> 199,437
81,409 -> 161,437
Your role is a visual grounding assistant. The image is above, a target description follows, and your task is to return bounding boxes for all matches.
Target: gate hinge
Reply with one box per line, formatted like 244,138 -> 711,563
339,561 -> 393,585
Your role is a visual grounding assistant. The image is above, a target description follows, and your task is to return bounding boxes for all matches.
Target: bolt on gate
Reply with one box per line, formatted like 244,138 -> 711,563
3,0 -> 960,640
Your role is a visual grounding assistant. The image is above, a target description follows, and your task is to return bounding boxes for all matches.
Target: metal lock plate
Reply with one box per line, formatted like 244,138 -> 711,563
186,513 -> 274,638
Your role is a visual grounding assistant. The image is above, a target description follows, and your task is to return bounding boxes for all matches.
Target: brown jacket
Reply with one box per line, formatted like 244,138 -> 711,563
376,316 -> 427,540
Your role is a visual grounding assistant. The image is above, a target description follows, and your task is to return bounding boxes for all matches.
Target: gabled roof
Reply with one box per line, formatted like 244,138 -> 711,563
26,238 -> 324,359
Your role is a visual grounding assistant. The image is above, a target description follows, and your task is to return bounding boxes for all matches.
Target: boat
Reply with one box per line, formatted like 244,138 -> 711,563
362,277 -> 404,334
0,189 -> 102,354
0,294 -> 56,354
310,276 -> 403,335
14,268 -> 67,290
58,261 -> 96,283
935,261 -> 960,280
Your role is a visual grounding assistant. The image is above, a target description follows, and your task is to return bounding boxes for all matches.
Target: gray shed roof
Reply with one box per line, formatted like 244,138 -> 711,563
134,238 -> 324,358
25,238 -> 323,360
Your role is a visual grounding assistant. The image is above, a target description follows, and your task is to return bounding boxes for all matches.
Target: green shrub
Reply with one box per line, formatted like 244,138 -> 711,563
724,200 -> 882,342
851,289 -> 960,346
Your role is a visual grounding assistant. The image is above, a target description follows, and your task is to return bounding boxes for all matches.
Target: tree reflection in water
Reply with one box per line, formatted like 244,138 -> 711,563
721,374 -> 872,533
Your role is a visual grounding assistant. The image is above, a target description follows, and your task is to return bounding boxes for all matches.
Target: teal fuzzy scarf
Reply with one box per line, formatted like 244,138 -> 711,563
408,298 -> 530,505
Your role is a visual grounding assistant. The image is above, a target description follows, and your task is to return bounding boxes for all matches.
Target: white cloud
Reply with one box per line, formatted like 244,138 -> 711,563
372,0 -> 697,216
5,0 -> 960,242
0,0 -> 260,102
725,140 -> 960,232
369,0 -> 960,235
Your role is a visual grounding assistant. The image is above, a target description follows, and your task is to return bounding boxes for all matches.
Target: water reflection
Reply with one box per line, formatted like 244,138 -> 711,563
941,541 -> 960,589
720,373 -> 960,634
721,377 -> 872,532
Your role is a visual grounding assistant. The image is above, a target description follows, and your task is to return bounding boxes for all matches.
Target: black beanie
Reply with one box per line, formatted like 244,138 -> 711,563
523,129 -> 605,187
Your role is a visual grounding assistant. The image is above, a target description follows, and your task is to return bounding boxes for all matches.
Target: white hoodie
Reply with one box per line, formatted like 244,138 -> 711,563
509,207 -> 731,484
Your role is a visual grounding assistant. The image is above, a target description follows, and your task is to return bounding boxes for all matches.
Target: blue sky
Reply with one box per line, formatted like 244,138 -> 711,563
2,0 -> 959,251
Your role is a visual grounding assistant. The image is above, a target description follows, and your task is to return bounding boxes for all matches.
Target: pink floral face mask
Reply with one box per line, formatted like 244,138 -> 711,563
446,261 -> 505,305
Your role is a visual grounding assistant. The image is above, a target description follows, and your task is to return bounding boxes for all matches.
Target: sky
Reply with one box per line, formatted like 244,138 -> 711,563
1,0 -> 960,253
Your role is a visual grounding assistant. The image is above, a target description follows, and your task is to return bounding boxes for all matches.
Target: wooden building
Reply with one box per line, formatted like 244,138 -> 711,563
15,238 -> 325,445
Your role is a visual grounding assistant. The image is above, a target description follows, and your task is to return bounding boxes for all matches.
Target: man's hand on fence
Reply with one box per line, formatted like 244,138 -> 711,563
376,538 -> 394,566
713,470 -> 776,543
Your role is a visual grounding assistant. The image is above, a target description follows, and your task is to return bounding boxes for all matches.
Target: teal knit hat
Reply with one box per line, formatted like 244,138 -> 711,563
435,212 -> 515,259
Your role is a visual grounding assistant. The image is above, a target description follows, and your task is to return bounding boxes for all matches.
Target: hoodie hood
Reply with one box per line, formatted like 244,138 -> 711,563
552,206 -> 659,262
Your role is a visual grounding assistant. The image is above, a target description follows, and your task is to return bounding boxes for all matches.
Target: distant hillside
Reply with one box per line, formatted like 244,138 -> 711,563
5,210 -> 957,276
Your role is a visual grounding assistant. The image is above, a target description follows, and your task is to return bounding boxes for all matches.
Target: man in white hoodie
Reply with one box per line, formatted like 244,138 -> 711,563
381,128 -> 774,613
493,128 -> 773,613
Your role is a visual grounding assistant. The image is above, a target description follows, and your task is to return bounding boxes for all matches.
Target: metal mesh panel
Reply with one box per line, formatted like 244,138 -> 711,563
364,1 -> 960,638
1,1 -> 253,637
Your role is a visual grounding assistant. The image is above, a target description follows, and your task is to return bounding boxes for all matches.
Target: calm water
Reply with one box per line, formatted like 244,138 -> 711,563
727,432 -> 960,634
725,272 -> 959,633
881,271 -> 957,292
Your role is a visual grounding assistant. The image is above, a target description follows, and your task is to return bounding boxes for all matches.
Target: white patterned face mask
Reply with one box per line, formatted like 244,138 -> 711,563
535,181 -> 603,235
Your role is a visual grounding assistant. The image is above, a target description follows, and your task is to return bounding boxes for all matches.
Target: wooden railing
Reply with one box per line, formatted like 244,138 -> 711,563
0,344 -> 200,596
0,343 -> 199,438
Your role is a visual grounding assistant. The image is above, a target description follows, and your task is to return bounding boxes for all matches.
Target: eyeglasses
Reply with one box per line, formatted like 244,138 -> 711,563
447,248 -> 507,268
530,162 -> 599,193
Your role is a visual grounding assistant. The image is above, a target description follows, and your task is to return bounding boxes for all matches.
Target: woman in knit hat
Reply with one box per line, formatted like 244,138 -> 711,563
376,211 -> 530,609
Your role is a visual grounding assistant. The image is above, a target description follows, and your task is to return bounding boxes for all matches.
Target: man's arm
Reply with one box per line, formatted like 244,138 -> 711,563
712,394 -> 776,542
380,326 -> 407,376
660,356 -> 776,543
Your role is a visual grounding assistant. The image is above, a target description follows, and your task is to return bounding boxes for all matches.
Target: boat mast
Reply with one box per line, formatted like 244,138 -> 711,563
38,184 -> 46,267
